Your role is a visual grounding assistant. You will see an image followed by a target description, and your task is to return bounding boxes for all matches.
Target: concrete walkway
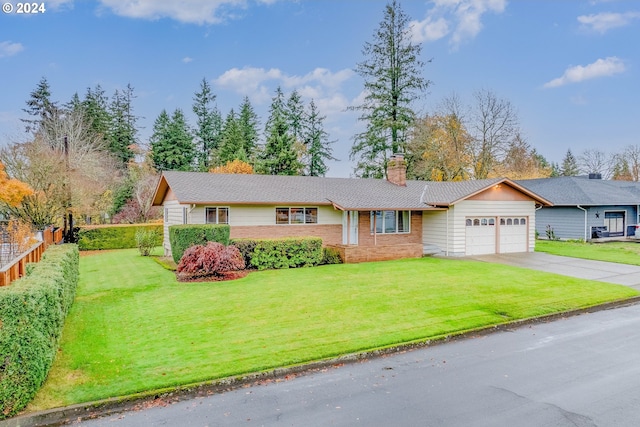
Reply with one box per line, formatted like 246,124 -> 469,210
467,252 -> 640,290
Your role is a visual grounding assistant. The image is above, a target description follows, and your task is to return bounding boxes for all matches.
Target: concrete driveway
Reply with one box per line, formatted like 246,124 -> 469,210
468,252 -> 640,289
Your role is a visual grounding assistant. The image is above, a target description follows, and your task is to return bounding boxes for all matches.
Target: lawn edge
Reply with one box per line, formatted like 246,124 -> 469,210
5,295 -> 640,427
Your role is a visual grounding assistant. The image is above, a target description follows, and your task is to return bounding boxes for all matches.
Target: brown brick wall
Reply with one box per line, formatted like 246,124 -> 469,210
358,211 -> 422,246
328,243 -> 423,263
230,224 -> 342,245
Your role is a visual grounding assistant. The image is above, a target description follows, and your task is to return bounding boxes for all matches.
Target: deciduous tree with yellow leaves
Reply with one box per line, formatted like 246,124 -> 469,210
0,161 -> 33,208
210,159 -> 254,174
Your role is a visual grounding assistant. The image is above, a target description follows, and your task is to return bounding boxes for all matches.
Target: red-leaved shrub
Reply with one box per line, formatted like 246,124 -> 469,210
176,242 -> 245,281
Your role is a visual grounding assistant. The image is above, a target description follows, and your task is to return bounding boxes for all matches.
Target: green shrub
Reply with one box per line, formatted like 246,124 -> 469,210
77,224 -> 162,250
0,244 -> 79,419
250,237 -> 323,270
321,247 -> 343,265
230,238 -> 257,268
169,224 -> 230,264
136,227 -> 160,256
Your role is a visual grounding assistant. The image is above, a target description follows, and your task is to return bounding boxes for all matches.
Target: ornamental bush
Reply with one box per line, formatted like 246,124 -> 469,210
169,224 -> 230,264
230,238 -> 257,268
135,227 -> 160,256
176,242 -> 245,280
0,244 -> 79,419
249,237 -> 323,270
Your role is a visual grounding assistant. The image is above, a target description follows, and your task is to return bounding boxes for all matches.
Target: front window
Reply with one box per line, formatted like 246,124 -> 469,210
205,207 -> 229,224
371,210 -> 411,234
276,207 -> 318,225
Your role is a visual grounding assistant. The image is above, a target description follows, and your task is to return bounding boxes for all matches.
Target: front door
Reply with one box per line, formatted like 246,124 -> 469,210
342,211 -> 359,245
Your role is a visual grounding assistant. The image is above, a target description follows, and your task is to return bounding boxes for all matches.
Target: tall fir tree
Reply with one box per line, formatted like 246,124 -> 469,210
22,77 -> 59,135
286,90 -> 305,144
218,109 -> 247,165
304,100 -> 336,176
237,96 -> 260,163
260,87 -> 302,175
108,85 -> 138,166
192,78 -> 222,171
261,114 -> 301,175
561,149 -> 579,176
150,109 -> 195,171
82,84 -> 111,140
349,0 -> 431,178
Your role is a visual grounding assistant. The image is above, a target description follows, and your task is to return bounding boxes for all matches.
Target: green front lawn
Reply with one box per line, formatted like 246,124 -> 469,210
536,239 -> 640,265
30,249 -> 638,410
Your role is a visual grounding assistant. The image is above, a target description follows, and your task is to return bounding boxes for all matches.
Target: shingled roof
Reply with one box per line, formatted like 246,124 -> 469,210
516,176 -> 640,206
152,171 -> 550,210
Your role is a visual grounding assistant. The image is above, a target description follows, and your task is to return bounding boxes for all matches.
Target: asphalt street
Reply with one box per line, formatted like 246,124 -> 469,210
77,302 -> 640,427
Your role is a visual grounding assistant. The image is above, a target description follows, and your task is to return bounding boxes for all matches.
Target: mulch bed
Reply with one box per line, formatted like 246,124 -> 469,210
176,270 -> 249,282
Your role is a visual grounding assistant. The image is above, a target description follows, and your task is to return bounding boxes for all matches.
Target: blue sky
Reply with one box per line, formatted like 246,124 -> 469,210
1,0 -> 639,177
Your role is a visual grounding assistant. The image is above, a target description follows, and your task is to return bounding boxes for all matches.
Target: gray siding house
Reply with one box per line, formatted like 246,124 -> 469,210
517,176 -> 640,241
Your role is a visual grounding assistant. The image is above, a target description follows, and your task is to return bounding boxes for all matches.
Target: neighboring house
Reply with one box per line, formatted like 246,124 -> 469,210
517,175 -> 640,241
152,155 -> 551,263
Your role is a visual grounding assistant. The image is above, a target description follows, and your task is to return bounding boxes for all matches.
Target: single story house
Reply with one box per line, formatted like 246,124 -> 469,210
152,155 -> 551,263
516,175 -> 640,241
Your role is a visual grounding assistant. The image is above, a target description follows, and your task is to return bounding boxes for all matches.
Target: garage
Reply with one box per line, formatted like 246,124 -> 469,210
499,217 -> 528,253
465,216 -> 528,255
465,217 -> 496,255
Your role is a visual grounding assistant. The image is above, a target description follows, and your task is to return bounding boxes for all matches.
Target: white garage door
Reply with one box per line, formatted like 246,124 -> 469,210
499,217 -> 528,253
465,217 -> 496,255
465,216 -> 528,255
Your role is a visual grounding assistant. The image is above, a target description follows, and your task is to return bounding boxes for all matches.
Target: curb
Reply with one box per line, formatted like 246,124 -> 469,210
4,296 -> 640,427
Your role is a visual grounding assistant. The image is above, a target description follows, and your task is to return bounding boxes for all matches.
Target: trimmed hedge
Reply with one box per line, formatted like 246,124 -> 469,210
169,224 -> 230,264
0,244 -> 80,419
232,237 -> 323,270
77,224 -> 162,251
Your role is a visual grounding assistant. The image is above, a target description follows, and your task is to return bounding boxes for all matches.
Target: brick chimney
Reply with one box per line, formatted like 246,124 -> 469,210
386,153 -> 407,186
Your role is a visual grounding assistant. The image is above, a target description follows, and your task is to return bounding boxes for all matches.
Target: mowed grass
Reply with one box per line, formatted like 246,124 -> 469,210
536,240 -> 640,265
30,249 -> 638,410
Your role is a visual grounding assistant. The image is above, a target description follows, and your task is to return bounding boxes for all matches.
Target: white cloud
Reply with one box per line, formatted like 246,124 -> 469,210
0,41 -> 24,58
182,57 -> 194,63
97,0 -> 271,25
46,0 -> 74,9
410,17 -> 450,43
578,11 -> 640,34
410,0 -> 507,49
543,57 -> 626,88
213,66 -> 356,121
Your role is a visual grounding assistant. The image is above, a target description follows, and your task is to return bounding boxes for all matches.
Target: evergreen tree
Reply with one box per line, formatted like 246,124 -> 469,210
218,109 -> 247,164
192,78 -> 222,171
66,93 -> 82,113
264,86 -> 286,131
286,89 -> 305,143
304,100 -> 336,176
150,109 -> 195,171
82,84 -> 111,139
349,0 -> 431,178
261,114 -> 301,175
561,149 -> 579,176
237,96 -> 260,163
260,87 -> 302,175
108,85 -> 138,166
22,77 -> 59,134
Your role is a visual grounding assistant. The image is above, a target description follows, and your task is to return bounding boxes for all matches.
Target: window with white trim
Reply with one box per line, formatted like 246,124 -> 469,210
370,210 -> 411,234
275,207 -> 318,224
205,207 -> 229,224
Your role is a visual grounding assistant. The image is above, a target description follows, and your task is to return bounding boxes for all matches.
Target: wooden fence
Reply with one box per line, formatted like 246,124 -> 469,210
0,227 -> 64,287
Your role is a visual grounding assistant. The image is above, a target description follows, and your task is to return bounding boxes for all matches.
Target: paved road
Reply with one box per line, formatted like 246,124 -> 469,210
79,302 -> 640,427
468,252 -> 640,289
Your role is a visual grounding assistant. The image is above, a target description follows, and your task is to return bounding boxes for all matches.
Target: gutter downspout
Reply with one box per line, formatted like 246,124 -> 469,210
446,208 -> 449,256
577,205 -> 588,241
